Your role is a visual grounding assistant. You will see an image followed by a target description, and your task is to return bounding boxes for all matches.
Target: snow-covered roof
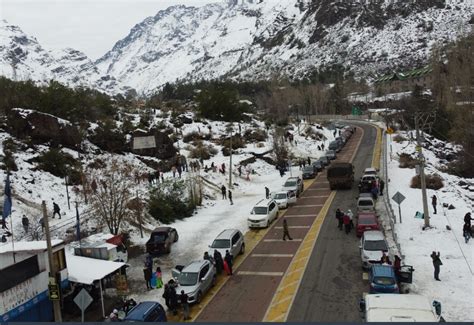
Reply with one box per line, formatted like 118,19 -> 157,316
366,294 -> 438,322
0,239 -> 63,254
66,253 -> 125,285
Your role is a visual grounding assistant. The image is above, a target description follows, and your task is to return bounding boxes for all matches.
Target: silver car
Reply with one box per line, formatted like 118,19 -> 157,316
172,260 -> 216,304
282,177 -> 304,197
208,229 -> 245,258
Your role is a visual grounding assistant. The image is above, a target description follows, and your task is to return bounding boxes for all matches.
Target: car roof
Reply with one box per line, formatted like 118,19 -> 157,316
363,230 -> 385,240
183,260 -> 208,272
359,213 -> 377,220
216,229 -> 238,239
287,177 -> 300,181
254,198 -> 275,207
125,302 -> 160,320
303,166 -> 314,170
371,264 -> 395,277
364,167 -> 377,173
151,226 -> 172,233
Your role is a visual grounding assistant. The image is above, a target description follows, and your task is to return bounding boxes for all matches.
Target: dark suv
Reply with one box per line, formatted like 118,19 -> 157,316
146,227 -> 179,255
123,301 -> 167,322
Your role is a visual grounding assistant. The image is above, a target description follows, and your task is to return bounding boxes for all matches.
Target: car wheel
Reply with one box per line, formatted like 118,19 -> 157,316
174,233 -> 179,242
196,292 -> 202,304
240,243 -> 245,255
211,275 -> 217,287
266,220 -> 270,228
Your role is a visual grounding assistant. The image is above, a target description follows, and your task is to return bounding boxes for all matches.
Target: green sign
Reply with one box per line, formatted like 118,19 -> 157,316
351,106 -> 362,116
48,283 -> 60,301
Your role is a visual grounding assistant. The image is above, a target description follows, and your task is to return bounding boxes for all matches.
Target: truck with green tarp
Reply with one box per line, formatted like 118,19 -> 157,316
327,162 -> 354,189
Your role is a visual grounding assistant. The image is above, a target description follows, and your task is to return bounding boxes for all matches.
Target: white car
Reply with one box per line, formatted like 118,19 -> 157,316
282,177 -> 304,197
363,167 -> 378,177
360,230 -> 389,269
271,191 -> 297,209
247,198 -> 279,228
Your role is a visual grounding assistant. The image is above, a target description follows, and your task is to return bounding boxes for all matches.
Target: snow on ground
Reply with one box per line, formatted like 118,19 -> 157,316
385,131 -> 473,322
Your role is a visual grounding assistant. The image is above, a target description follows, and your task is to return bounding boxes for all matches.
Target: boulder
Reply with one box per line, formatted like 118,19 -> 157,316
7,108 -> 81,148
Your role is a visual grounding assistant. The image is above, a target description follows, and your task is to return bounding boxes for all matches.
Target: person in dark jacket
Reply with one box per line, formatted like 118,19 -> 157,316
282,218 -> 292,241
228,190 -> 233,205
52,202 -> 61,219
379,179 -> 385,195
430,251 -> 442,281
393,255 -> 401,280
169,285 -> 178,315
343,213 -> 351,234
143,267 -> 152,289
265,187 -> 270,199
463,222 -> 471,243
336,208 -> 344,230
432,195 -> 437,215
464,212 -> 473,227
214,250 -> 224,274
180,290 -> 190,320
224,250 -> 233,275
21,215 -> 29,233
162,284 -> 171,309
221,185 -> 227,199
203,252 -> 215,265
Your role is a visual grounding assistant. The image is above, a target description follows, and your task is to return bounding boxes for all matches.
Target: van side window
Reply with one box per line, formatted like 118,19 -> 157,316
200,264 -> 210,279
145,308 -> 160,321
269,202 -> 276,211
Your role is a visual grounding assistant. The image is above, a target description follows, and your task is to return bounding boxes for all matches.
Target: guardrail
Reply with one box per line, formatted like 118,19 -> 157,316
381,130 -> 403,258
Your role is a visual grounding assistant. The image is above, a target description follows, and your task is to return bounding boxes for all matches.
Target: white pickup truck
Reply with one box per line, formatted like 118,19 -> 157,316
359,294 -> 444,322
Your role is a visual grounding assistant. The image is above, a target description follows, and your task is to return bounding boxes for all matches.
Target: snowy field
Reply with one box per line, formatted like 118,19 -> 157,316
384,131 -> 473,322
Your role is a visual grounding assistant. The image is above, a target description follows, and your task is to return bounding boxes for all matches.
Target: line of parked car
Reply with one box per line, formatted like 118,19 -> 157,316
355,168 -> 414,296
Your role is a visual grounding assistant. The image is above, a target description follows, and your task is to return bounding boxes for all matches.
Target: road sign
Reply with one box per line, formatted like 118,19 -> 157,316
48,283 -> 60,301
74,288 -> 93,322
386,127 -> 394,134
392,191 -> 406,205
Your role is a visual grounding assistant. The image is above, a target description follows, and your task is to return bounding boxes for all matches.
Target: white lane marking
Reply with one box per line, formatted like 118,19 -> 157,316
251,254 -> 294,258
306,188 -> 331,191
297,204 -> 324,207
237,271 -> 284,276
299,195 -> 328,198
275,226 -> 310,229
284,214 -> 314,218
263,239 -> 303,242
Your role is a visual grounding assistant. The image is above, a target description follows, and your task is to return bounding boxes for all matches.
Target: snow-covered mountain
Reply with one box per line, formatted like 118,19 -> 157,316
0,19 -> 131,94
1,0 -> 473,95
95,0 -> 473,94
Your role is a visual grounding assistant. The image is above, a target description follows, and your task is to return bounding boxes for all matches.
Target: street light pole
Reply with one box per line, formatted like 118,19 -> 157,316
415,116 -> 430,229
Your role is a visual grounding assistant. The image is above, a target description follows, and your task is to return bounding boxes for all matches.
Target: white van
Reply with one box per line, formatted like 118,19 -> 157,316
357,193 -> 375,213
360,294 -> 443,322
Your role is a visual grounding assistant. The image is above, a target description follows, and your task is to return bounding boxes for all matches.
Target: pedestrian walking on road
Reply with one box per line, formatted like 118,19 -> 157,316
379,179 -> 385,195
265,187 -> 270,199
464,212 -> 473,227
282,218 -> 293,241
143,267 -> 152,290
224,250 -> 233,275
463,222 -> 471,243
347,209 -> 354,229
221,185 -> 227,199
238,165 -> 242,177
307,157 -> 311,165
343,213 -> 351,234
214,250 -> 224,274
52,202 -> 61,219
180,290 -> 190,321
432,195 -> 437,215
430,251 -> 442,281
336,208 -> 344,230
228,190 -> 233,205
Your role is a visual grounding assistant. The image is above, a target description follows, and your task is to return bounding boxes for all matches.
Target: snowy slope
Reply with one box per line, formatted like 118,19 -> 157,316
0,20 -> 130,94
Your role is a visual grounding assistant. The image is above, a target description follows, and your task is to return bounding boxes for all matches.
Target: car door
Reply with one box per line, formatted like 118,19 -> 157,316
231,233 -> 240,256
288,191 -> 297,204
199,263 -> 211,292
269,202 -> 277,222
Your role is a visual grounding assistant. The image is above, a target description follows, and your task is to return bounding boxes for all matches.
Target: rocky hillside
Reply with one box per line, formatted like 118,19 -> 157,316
1,0 -> 472,95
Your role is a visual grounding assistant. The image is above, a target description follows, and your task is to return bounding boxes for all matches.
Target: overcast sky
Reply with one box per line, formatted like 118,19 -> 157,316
1,0 -> 222,59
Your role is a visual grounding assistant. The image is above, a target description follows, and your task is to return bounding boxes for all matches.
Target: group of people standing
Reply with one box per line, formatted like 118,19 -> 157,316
335,208 -> 354,234
204,250 -> 234,276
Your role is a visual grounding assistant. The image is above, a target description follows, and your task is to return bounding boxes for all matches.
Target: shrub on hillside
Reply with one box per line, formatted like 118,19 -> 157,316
393,134 -> 407,143
34,148 -> 81,179
148,179 -> 194,224
189,141 -> 217,160
410,174 -> 444,190
244,129 -> 267,142
398,153 -> 418,168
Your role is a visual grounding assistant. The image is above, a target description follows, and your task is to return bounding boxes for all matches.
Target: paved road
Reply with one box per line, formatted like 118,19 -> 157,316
195,126 -> 366,322
287,123 -> 377,322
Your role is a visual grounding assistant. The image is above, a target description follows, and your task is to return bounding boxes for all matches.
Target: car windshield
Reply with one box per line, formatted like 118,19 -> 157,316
359,200 -> 374,206
364,239 -> 388,251
178,272 -> 199,286
284,181 -> 296,187
303,167 -> 313,172
152,233 -> 167,242
373,276 -> 396,285
274,193 -> 287,199
327,150 -> 335,155
211,239 -> 230,248
359,218 -> 376,225
253,207 -> 268,215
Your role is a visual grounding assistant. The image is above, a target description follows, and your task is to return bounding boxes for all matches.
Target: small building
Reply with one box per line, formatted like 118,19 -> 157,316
374,66 -> 434,94
0,240 -> 68,322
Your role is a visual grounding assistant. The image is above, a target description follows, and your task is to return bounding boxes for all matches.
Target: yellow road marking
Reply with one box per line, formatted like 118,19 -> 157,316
362,272 -> 369,280
371,126 -> 382,169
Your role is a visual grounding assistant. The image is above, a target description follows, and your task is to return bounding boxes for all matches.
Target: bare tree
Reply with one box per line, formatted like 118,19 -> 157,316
84,159 -> 135,235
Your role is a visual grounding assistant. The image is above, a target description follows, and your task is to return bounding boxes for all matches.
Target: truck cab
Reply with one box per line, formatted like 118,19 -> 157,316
327,163 -> 354,190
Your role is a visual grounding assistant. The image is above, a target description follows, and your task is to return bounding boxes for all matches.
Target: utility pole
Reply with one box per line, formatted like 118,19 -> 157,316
65,175 -> 70,210
415,116 -> 430,229
42,201 -> 62,322
136,190 -> 143,239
